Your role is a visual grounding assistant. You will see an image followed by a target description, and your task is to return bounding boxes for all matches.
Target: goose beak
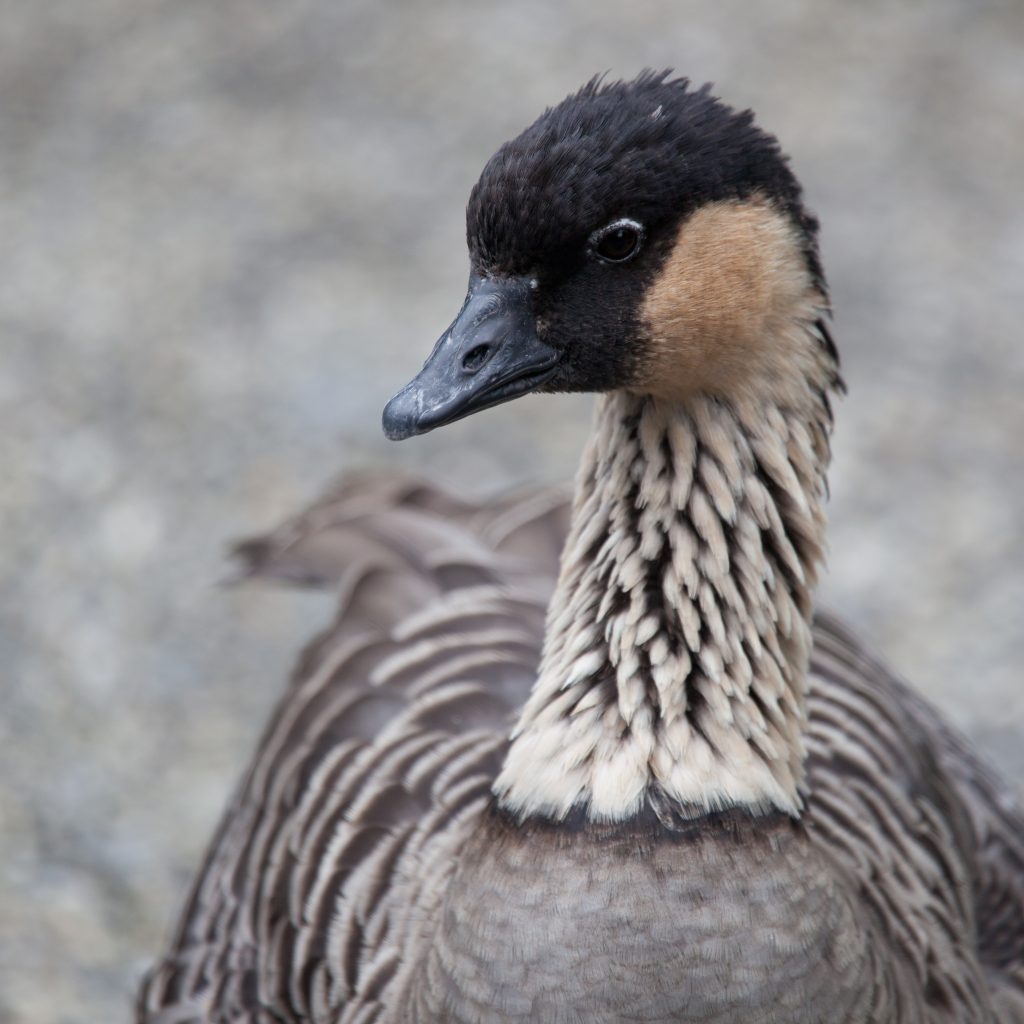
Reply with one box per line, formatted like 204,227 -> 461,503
382,275 -> 559,440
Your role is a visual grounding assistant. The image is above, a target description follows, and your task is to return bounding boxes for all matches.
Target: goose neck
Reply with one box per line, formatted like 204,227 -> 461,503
495,385 -> 832,824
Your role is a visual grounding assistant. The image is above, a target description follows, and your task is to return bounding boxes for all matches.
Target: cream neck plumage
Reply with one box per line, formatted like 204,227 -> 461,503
494,312 -> 836,824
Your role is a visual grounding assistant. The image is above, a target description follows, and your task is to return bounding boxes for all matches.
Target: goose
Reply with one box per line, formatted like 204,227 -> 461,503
138,72 -> 1024,1023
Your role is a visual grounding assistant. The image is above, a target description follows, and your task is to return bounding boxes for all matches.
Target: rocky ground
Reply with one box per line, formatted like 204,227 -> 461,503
2,1 -> 1022,1020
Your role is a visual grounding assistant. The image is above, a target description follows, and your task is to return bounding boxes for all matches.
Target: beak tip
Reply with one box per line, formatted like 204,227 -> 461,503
381,391 -> 420,441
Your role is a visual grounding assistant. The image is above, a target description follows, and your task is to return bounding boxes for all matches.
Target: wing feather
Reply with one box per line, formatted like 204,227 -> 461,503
138,476 -> 567,1023
807,612 -> 1024,1013
139,478 -> 1024,1021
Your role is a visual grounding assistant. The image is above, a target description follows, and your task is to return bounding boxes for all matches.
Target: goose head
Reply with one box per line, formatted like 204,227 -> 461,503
382,71 -> 833,441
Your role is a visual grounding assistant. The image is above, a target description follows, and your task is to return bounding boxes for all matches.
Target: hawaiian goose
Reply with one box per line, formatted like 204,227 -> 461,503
139,73 -> 1024,1023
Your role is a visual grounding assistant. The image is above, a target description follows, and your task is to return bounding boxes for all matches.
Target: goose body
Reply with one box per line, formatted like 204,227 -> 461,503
139,75 -> 1024,1022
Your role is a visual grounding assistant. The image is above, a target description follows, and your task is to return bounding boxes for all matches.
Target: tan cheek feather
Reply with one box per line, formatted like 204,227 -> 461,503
636,198 -> 825,404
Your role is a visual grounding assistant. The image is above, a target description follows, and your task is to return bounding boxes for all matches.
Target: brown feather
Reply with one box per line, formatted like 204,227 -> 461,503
138,476 -> 1024,1023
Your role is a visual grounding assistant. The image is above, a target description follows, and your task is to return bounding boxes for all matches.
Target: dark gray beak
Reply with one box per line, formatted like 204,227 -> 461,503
382,275 -> 559,440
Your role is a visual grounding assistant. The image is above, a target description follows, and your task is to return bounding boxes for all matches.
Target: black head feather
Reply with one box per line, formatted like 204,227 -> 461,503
457,72 -> 830,396
383,74 -> 836,439
467,71 -> 822,289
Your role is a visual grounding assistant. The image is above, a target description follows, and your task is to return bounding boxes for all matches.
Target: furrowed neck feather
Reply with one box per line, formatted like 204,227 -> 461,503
494,337 -> 836,824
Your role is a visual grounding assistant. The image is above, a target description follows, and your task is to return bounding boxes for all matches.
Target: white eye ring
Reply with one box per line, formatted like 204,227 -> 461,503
589,218 -> 645,263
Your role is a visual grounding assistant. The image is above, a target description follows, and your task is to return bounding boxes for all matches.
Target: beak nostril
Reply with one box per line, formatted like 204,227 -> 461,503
462,344 -> 491,373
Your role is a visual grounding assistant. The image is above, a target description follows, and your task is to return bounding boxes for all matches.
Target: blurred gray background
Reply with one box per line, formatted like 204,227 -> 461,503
2,1 -> 1023,1021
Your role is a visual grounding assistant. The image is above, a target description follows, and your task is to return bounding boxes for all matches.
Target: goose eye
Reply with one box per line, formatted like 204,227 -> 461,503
591,219 -> 643,263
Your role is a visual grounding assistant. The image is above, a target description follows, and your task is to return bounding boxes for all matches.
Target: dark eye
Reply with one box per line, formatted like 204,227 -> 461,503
591,219 -> 644,263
